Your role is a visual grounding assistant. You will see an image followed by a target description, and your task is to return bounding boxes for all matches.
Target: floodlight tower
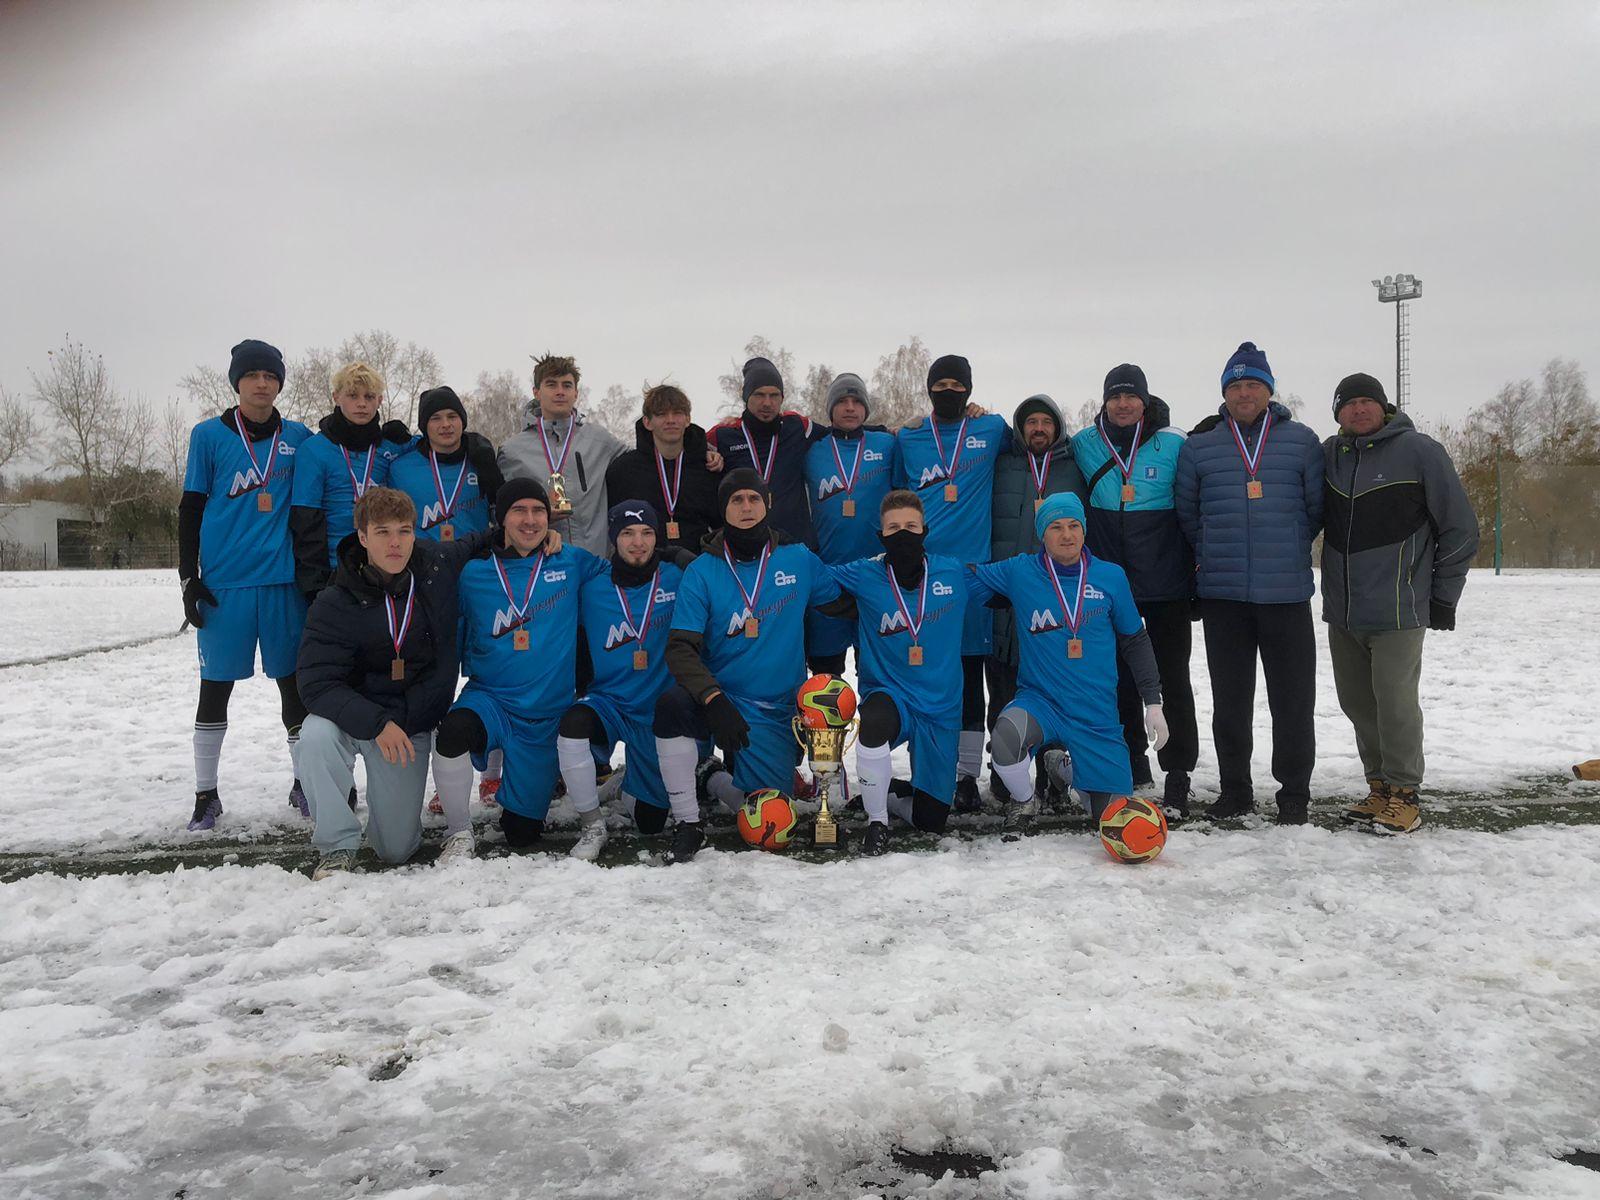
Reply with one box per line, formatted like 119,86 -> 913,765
1371,273 -> 1422,409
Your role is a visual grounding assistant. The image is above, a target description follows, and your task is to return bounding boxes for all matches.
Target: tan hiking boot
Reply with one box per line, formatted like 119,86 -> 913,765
1343,779 -> 1389,825
1372,788 -> 1422,834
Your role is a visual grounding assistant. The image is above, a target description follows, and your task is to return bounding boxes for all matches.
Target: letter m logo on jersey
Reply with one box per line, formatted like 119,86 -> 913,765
816,474 -> 847,503
228,468 -> 265,499
724,608 -> 754,638
917,465 -> 949,488
420,500 -> 449,529
491,607 -> 527,638
604,621 -> 639,651
1028,609 -> 1061,634
878,610 -> 909,635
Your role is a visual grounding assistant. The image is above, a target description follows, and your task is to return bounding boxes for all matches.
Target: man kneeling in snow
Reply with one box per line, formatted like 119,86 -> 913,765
295,486 -> 496,879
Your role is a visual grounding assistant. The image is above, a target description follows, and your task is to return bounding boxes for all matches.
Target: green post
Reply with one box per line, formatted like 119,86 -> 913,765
1493,452 -> 1503,575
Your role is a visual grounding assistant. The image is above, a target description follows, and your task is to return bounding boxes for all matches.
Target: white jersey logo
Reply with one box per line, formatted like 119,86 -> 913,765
931,580 -> 954,597
420,499 -> 452,528
604,621 -> 640,650
862,448 -> 885,462
1029,609 -> 1061,634
1084,584 -> 1107,601
227,468 -> 266,498
917,465 -> 949,488
491,607 -> 529,637
774,570 -> 797,587
725,607 -> 755,638
278,442 -> 296,456
815,474 -> 848,503
543,569 -> 567,583
965,436 -> 986,449
878,610 -> 910,635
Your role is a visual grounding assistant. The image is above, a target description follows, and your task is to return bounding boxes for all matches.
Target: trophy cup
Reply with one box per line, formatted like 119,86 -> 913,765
792,674 -> 859,850
547,471 -> 575,517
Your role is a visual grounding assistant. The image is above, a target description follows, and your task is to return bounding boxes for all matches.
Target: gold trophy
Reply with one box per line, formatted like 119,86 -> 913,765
547,471 -> 575,517
793,675 -> 859,850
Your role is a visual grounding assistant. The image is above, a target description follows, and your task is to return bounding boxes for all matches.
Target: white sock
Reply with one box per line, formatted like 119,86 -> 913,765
558,735 -> 600,813
958,730 -> 984,780
707,770 -> 744,815
856,741 -> 893,825
286,725 -> 301,782
993,756 -> 1035,806
432,749 -> 475,836
887,790 -> 914,825
483,747 -> 504,782
194,722 -> 226,792
657,735 -> 701,824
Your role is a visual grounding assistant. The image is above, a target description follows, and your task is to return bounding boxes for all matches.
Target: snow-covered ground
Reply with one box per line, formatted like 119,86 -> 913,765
0,569 -> 182,666
3,570 -> 1600,1198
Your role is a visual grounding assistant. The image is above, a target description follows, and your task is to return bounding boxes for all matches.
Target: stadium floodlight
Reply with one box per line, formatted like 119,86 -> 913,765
1372,271 -> 1423,407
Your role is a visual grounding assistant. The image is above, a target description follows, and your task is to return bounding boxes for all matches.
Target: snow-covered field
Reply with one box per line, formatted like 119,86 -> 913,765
0,569 -> 182,666
3,570 -> 1600,1198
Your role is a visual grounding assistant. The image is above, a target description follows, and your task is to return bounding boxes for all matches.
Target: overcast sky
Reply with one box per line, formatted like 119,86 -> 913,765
3,0 -> 1597,450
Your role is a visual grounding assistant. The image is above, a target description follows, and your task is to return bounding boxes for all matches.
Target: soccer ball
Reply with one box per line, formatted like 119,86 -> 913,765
736,789 -> 798,851
1098,796 -> 1168,863
796,674 -> 857,730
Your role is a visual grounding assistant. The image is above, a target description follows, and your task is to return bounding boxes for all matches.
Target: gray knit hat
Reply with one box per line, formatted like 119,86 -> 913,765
825,372 -> 870,419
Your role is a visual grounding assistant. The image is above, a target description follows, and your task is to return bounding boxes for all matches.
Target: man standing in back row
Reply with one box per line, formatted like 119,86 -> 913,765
1176,342 -> 1324,825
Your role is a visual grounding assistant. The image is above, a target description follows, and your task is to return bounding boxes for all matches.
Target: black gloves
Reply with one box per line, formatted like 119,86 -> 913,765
1428,600 -> 1456,631
182,578 -> 218,628
382,419 -> 412,444
704,692 -> 750,754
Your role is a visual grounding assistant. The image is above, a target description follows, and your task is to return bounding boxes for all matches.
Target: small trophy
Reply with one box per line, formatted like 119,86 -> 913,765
792,674 -> 859,850
548,471 -> 575,517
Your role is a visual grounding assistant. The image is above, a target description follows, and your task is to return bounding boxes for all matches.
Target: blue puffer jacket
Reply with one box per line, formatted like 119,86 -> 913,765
1175,401 -> 1324,604
1070,396 -> 1192,603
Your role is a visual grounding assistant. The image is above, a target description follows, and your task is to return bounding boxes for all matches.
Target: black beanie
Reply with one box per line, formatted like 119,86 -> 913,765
418,386 -> 468,430
1103,363 -> 1150,406
718,467 -> 771,516
495,476 -> 550,523
1333,373 -> 1392,419
228,339 -> 286,392
741,357 -> 785,404
927,354 -> 973,395
608,499 -> 661,544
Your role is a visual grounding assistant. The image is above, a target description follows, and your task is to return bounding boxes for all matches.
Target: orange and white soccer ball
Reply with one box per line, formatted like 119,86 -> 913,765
736,789 -> 798,851
796,673 -> 857,730
1098,796 -> 1168,863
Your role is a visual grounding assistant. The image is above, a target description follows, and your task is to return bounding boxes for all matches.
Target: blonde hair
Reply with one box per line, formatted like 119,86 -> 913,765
353,486 -> 415,530
332,361 -> 385,398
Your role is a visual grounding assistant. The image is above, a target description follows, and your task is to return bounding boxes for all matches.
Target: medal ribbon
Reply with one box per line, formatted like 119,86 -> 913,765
883,558 -> 929,643
492,550 -> 547,623
341,445 -> 376,499
829,434 -> 864,498
233,412 -> 280,493
614,567 -> 661,646
1227,408 -> 1274,479
384,574 -> 417,658
929,415 -> 969,488
722,541 -> 771,624
1039,549 -> 1091,638
739,419 -> 778,482
428,450 -> 467,521
1026,451 -> 1050,499
1097,415 -> 1144,484
654,449 -> 684,519
538,418 -> 573,476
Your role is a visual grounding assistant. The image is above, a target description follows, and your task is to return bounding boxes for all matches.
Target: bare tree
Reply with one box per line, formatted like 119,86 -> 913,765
31,337 -> 156,518
869,336 -> 933,429
1531,357 -> 1598,460
589,383 -> 639,441
282,346 -> 336,425
176,364 -> 236,417
466,369 -> 527,448
336,329 -> 443,427
1070,398 -> 1100,432
798,363 -> 834,424
717,336 -> 799,419
158,400 -> 193,487
0,384 -> 38,472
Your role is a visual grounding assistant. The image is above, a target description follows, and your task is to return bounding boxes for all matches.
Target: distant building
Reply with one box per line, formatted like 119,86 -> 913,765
0,500 -> 94,568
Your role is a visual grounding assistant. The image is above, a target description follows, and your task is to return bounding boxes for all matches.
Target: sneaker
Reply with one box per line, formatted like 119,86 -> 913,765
862,821 -> 891,857
478,777 -> 501,805
1371,788 -> 1422,834
1040,748 -> 1074,809
1343,779 -> 1389,825
1160,772 -> 1192,825
426,792 -> 444,815
570,808 -> 610,862
312,848 -> 358,880
666,820 -> 706,864
187,788 -> 222,831
1205,794 -> 1255,820
1001,795 -> 1039,841
953,776 -> 983,814
288,779 -> 311,821
1275,800 -> 1309,826
436,829 -> 475,862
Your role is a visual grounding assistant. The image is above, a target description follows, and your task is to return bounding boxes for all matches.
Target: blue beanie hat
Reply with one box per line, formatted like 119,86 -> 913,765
1034,491 -> 1086,542
608,499 -> 661,543
1221,342 -> 1275,397
228,339 -> 286,392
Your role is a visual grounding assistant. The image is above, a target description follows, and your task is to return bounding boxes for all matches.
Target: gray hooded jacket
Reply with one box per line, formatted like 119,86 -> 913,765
497,408 -> 625,555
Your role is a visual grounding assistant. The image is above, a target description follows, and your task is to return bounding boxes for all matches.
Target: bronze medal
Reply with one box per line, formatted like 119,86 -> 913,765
391,657 -> 406,680
1247,479 -> 1264,500
1067,638 -> 1083,660
841,499 -> 856,518
666,520 -> 680,540
257,491 -> 272,512
633,649 -> 648,670
908,644 -> 924,666
1121,483 -> 1136,503
744,617 -> 759,639
513,628 -> 530,651
439,523 -> 455,542
944,483 -> 958,502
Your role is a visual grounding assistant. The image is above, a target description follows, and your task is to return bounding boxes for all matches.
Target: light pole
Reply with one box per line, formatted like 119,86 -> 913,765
1371,273 -> 1422,408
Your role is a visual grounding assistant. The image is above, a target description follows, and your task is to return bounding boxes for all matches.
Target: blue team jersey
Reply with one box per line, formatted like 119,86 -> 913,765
580,561 -> 685,716
388,445 -> 491,541
183,412 -> 313,589
805,430 -> 899,565
457,544 -> 607,719
968,551 -> 1143,715
830,553 -> 967,725
290,432 -> 404,567
893,412 -> 1008,563
671,541 -> 841,709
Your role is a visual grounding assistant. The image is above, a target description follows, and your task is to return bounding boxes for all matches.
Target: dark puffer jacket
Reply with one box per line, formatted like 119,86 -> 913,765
1175,401 -> 1325,604
604,419 -> 723,556
297,530 -> 487,738
1322,410 -> 1479,630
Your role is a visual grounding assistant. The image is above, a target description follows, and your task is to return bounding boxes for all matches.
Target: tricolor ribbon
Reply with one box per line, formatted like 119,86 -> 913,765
341,445 -> 376,499
740,419 -> 778,482
613,567 -> 661,647
929,415 -> 969,487
1097,415 -> 1144,485
384,574 -> 417,658
428,451 -> 467,523
722,541 -> 771,625
1039,549 -> 1091,640
1227,408 -> 1274,480
884,558 -> 929,644
829,434 -> 864,501
233,412 -> 279,493
493,550 -> 547,625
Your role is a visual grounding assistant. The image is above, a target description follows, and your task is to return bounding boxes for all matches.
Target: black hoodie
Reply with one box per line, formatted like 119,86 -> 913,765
604,420 -> 723,557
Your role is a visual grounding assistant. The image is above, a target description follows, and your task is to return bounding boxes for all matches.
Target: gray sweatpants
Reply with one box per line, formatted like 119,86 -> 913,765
300,714 -> 430,861
1327,624 -> 1427,789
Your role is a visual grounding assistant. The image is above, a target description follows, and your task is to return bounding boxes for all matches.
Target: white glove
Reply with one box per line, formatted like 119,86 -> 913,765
1145,703 -> 1169,752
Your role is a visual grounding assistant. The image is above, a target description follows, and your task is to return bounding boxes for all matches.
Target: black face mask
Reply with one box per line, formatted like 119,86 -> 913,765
879,528 -> 926,587
724,519 -> 770,560
930,390 -> 966,421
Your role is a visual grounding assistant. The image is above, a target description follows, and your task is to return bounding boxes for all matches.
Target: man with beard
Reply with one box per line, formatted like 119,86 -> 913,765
603,383 -> 723,556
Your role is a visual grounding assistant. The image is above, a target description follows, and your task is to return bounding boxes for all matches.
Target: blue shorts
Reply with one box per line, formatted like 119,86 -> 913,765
1005,687 -> 1133,796
727,700 -> 802,797
577,693 -> 668,811
196,583 -> 307,681
452,686 -> 560,820
960,592 -> 993,657
883,691 -> 959,805
804,608 -> 855,661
